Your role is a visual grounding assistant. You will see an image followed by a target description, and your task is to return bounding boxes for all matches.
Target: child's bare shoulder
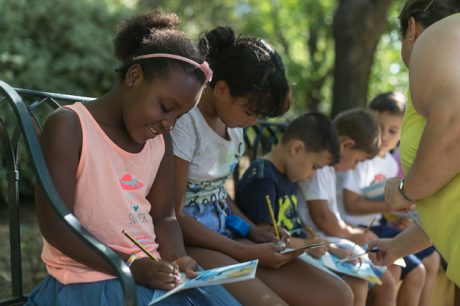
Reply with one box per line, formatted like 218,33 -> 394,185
45,106 -> 81,130
41,106 -> 82,150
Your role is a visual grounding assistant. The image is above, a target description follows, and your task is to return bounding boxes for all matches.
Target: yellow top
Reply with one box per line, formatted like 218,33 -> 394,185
400,94 -> 460,286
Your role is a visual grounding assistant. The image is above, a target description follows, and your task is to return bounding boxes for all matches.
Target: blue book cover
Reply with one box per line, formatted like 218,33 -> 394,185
361,181 -> 386,201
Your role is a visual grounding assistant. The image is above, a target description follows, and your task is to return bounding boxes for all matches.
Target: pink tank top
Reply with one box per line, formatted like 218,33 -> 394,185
42,102 -> 164,284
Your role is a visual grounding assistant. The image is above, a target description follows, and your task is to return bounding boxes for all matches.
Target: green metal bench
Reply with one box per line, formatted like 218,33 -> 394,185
0,80 -> 286,306
232,120 -> 287,194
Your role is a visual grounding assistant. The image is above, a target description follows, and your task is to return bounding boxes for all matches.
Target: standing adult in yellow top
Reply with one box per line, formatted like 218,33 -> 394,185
368,0 -> 460,286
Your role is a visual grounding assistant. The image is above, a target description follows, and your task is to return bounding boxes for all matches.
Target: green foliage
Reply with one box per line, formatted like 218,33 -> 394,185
0,0 -> 133,203
369,0 -> 409,100
0,0 -> 133,97
0,0 -> 408,111
230,0 -> 338,116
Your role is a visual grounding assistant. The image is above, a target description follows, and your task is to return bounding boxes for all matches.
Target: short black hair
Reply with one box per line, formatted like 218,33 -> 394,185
333,108 -> 380,157
199,26 -> 291,118
369,92 -> 406,116
282,112 -> 340,165
114,9 -> 206,84
399,0 -> 459,37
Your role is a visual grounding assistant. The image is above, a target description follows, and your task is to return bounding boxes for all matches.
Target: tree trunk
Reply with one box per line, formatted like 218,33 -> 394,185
331,0 -> 394,117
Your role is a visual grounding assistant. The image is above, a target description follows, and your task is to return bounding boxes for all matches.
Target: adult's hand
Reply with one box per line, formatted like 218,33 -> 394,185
367,239 -> 401,267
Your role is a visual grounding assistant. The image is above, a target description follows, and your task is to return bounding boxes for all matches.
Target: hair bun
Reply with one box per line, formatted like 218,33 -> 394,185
200,26 -> 236,60
143,10 -> 180,30
114,10 -> 180,61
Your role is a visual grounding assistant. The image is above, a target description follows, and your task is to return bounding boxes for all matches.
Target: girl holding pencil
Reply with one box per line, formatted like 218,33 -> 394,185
172,26 -> 354,306
27,11 -> 239,306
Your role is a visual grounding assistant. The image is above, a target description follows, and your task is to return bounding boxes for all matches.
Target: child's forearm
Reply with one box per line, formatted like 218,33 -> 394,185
309,200 -> 351,237
343,190 -> 391,214
153,216 -> 187,261
317,218 -> 352,237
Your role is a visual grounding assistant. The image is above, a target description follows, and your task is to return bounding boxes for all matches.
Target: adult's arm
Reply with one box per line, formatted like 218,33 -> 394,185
402,16 -> 460,201
368,223 -> 432,266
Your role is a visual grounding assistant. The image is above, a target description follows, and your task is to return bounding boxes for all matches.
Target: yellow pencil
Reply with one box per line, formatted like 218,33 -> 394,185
364,217 -> 377,233
122,229 -> 159,261
265,195 -> 280,240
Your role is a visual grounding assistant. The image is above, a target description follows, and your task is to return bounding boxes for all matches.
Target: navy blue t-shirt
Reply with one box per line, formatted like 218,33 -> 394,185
236,159 -> 305,238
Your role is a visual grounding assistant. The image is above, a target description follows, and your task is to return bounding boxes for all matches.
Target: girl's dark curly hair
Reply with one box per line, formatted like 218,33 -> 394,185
115,9 -> 206,84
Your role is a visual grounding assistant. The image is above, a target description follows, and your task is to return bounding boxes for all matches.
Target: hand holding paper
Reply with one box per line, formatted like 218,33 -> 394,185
281,240 -> 334,257
149,260 -> 259,305
172,256 -> 198,279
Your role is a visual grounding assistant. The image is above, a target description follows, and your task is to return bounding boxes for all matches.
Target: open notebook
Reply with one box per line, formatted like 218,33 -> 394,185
149,260 -> 258,305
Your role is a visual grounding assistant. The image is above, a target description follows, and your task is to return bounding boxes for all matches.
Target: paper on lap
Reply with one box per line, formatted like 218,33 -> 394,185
297,238 -> 384,285
149,260 -> 258,305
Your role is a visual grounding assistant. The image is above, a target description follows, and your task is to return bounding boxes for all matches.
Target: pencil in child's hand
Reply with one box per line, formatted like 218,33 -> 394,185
122,230 -> 159,261
364,217 -> 377,233
265,195 -> 280,240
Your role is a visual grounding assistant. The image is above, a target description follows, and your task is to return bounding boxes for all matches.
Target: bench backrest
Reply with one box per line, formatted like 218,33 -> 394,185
0,81 -> 286,306
232,121 -> 287,193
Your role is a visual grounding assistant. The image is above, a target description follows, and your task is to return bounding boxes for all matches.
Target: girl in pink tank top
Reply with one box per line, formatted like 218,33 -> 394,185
27,10 -> 239,306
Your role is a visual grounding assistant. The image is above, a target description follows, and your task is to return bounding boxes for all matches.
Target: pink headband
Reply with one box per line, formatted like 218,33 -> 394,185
132,53 -> 213,82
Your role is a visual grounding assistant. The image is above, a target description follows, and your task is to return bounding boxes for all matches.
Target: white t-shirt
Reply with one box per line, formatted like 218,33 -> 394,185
339,153 -> 398,226
171,107 -> 245,207
298,166 -> 344,236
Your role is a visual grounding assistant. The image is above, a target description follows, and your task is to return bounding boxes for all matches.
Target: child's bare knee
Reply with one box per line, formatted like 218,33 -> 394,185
422,252 -> 440,275
405,264 -> 426,287
327,278 -> 355,306
338,282 -> 355,306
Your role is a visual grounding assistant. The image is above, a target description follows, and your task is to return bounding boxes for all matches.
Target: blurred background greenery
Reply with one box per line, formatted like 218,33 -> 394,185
0,0 -> 407,115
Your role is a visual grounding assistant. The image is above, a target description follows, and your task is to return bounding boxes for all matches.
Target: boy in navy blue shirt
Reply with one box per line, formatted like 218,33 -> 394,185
236,113 -> 339,240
